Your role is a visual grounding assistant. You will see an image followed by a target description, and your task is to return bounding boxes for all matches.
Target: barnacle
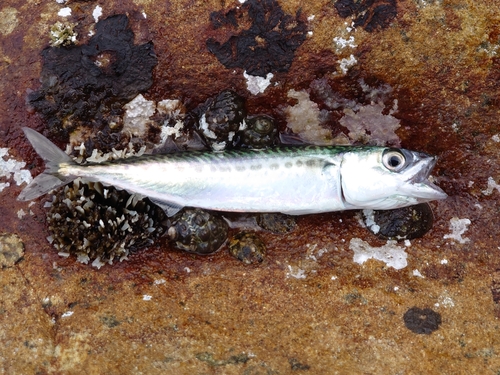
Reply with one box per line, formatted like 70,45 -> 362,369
196,90 -> 246,151
167,208 -> 228,254
46,179 -> 167,268
363,203 -> 434,240
49,21 -> 77,47
256,213 -> 296,233
238,115 -> 277,149
228,231 -> 266,265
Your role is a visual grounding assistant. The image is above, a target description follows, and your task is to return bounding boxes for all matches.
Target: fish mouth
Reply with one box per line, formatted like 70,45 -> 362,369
406,152 -> 447,200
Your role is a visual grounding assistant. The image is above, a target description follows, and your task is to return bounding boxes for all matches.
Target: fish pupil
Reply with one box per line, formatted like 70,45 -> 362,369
389,156 -> 401,167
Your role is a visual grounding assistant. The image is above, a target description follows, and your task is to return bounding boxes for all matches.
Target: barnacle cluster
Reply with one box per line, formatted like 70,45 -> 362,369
167,208 -> 228,254
46,179 -> 167,268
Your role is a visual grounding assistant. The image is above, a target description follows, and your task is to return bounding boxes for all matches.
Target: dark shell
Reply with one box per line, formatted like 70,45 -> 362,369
228,231 -> 266,265
167,208 -> 228,254
238,115 -> 277,149
195,90 -> 246,151
256,212 -> 296,233
364,203 -> 434,240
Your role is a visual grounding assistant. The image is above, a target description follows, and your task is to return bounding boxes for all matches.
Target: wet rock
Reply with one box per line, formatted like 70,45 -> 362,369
403,307 -> 442,334
363,203 -> 434,240
206,0 -> 308,77
167,208 -> 228,254
228,231 -> 266,264
0,233 -> 24,268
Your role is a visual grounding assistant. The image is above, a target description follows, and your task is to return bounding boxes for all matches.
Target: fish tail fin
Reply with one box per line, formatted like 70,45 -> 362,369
17,127 -> 76,201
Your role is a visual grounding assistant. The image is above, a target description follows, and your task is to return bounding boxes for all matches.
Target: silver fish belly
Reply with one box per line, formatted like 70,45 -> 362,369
18,127 -> 447,216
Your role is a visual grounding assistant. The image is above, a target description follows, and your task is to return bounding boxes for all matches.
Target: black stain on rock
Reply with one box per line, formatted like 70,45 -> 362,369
403,307 -> 442,334
206,0 -> 308,77
334,0 -> 397,32
27,14 -> 157,146
209,8 -> 238,29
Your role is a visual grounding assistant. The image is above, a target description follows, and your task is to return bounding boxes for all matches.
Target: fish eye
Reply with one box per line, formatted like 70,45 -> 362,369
382,150 -> 406,172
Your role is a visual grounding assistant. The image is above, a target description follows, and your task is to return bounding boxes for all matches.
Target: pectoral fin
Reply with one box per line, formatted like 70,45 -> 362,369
149,198 -> 183,217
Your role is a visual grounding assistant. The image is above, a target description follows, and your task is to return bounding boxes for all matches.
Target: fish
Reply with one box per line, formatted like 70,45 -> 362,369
18,127 -> 447,216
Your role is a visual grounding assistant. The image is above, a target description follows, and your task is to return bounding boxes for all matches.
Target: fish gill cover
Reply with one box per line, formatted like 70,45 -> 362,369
206,0 -> 308,77
27,14 -> 157,143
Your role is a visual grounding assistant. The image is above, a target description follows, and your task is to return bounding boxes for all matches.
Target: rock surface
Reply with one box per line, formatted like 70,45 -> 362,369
1,0 -> 500,373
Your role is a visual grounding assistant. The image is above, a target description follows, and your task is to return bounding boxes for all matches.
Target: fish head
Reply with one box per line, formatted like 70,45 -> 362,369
340,147 -> 447,210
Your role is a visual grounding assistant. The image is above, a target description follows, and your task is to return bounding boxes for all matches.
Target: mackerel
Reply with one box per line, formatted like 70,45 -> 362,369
18,127 -> 447,216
